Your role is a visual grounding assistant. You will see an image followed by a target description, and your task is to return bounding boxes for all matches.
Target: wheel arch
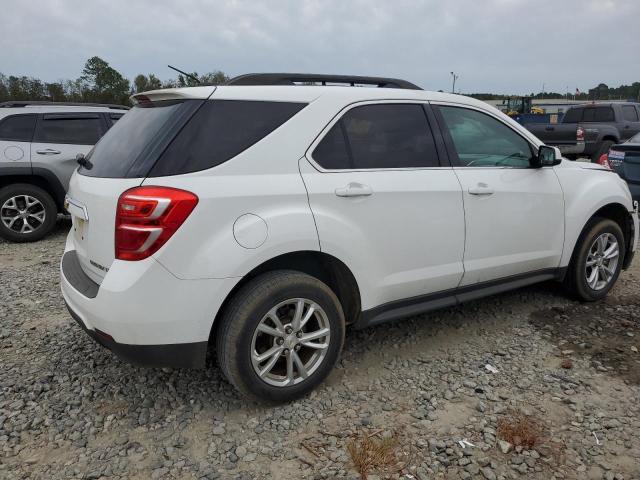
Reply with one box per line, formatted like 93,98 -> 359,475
0,170 -> 66,211
566,202 -> 633,273
209,250 -> 362,344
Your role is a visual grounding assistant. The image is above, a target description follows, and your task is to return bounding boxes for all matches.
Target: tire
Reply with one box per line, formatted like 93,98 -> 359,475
216,270 -> 345,403
590,140 -> 615,163
0,183 -> 57,242
565,217 -> 625,301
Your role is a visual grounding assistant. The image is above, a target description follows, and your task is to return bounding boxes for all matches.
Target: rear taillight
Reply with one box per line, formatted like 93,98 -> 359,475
597,153 -> 611,170
576,126 -> 585,142
115,186 -> 198,261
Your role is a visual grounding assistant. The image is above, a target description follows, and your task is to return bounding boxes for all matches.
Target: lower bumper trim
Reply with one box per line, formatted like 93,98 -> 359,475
65,301 -> 207,369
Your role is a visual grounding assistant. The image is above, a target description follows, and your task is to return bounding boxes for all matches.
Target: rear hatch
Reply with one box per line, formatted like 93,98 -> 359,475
66,88 -> 213,283
609,143 -> 640,184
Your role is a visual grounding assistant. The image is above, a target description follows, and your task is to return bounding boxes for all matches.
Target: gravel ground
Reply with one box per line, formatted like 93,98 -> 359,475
1,217 -> 639,480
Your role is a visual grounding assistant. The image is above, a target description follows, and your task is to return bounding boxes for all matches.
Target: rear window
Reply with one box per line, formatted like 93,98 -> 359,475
80,100 -> 199,178
149,100 -> 306,177
35,114 -> 103,145
0,114 -> 37,142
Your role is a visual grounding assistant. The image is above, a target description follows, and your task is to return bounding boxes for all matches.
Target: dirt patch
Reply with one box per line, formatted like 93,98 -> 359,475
530,294 -> 640,384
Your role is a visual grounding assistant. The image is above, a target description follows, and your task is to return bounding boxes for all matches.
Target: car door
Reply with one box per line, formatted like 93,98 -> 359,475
432,103 -> 565,286
30,112 -> 106,190
300,102 -> 465,311
0,113 -> 37,172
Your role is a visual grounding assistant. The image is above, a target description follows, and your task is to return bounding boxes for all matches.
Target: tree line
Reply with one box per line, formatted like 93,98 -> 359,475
469,82 -> 640,102
2,56 -> 639,105
0,56 -> 228,105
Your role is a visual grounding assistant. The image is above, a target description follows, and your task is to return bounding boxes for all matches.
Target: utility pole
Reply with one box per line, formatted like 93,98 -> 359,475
450,72 -> 459,94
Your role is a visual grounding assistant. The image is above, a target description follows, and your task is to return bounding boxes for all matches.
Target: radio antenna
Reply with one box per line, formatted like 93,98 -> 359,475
167,65 -> 201,84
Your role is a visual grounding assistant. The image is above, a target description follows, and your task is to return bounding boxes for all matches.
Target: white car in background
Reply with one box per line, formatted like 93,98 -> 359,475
60,73 -> 638,402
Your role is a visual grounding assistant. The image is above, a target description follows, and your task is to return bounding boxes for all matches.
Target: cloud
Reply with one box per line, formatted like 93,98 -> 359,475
1,0 -> 638,94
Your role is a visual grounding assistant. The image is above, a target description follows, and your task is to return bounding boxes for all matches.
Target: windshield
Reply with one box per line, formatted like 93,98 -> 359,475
79,100 -> 201,178
628,132 -> 640,144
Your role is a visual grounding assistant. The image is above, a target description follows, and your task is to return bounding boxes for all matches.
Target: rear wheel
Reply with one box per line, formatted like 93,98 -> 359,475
590,140 -> 615,163
565,218 -> 625,301
0,184 -> 57,242
216,271 -> 345,402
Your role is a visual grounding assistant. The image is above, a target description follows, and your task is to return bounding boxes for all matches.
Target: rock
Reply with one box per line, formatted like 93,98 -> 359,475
498,440 -> 513,454
481,467 -> 496,480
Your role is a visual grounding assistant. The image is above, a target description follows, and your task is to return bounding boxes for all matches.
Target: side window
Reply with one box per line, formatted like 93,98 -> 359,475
313,104 -> 439,169
594,107 -> 614,122
437,106 -> 533,168
150,100 -> 306,177
312,123 -> 351,169
110,113 -> 124,124
0,114 -> 37,142
34,114 -> 103,145
563,108 -> 582,123
622,105 -> 639,122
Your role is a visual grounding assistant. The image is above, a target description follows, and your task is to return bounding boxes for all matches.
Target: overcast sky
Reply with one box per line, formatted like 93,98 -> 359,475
2,0 -> 638,94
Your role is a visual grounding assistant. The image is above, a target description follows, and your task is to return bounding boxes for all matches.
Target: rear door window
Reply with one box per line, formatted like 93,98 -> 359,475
149,100 -> 306,177
312,103 -> 439,169
34,114 -> 103,145
0,114 -> 37,142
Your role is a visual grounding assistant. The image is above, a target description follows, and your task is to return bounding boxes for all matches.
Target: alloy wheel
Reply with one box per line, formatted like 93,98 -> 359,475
1,195 -> 46,234
251,298 -> 331,387
584,233 -> 619,291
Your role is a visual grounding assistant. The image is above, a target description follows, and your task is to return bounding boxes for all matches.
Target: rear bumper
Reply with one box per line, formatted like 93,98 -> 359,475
65,299 -> 207,368
60,237 -> 239,368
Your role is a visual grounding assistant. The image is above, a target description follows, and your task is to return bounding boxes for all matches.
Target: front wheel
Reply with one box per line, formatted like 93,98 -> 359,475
216,271 -> 345,402
565,218 -> 625,301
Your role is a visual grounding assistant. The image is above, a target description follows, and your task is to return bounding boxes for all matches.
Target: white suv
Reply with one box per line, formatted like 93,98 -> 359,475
60,74 -> 639,402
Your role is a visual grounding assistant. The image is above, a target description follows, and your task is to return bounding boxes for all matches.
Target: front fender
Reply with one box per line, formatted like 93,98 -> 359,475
555,164 -> 634,267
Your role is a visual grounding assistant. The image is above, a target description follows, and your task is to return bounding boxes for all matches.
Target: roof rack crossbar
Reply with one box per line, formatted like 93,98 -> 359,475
0,101 -> 129,110
226,73 -> 422,90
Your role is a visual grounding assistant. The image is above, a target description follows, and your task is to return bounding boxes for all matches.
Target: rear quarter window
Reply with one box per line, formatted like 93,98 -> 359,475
149,100 -> 306,177
0,114 -> 37,142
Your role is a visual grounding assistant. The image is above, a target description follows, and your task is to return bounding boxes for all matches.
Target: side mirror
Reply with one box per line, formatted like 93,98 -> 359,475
533,145 -> 562,168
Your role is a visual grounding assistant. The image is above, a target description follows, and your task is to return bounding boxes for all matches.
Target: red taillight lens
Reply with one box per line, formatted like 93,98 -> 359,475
115,186 -> 198,261
597,153 -> 612,170
576,126 -> 585,142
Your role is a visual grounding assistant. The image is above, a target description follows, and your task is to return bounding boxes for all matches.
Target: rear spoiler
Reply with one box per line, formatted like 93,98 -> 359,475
130,86 -> 216,105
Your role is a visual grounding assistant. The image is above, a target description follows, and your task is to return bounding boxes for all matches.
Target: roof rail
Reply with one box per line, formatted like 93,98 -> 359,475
0,101 -> 130,110
226,73 -> 422,90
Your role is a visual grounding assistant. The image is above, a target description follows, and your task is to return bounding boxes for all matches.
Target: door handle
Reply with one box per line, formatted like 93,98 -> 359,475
335,182 -> 373,197
36,149 -> 61,155
468,184 -> 494,196
545,126 -> 554,131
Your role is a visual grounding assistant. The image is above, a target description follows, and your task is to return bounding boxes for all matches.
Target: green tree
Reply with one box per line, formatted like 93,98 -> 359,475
80,56 -> 130,104
45,82 -> 66,102
133,73 -> 163,93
